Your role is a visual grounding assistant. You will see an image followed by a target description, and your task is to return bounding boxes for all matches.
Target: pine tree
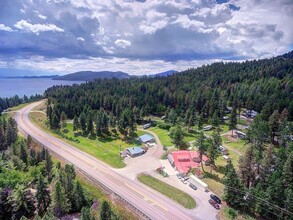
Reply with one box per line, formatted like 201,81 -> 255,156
10,186 -> 36,220
0,120 -> 6,151
195,131 -> 206,172
284,188 -> 293,216
73,115 -> 79,131
238,146 -> 256,188
229,107 -> 237,136
73,181 -> 87,211
36,175 -> 51,216
20,141 -> 28,164
0,188 -> 13,220
80,207 -> 94,220
5,117 -> 18,146
44,150 -> 53,180
100,200 -> 112,220
283,153 -> 293,187
269,110 -> 280,142
198,113 -> 203,130
42,210 -> 58,220
60,111 -> 67,129
169,126 -> 184,148
51,181 -> 70,217
79,112 -> 87,134
223,161 -> 245,209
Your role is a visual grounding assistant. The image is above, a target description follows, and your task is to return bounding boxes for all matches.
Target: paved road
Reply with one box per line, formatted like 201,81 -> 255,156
15,101 -> 197,220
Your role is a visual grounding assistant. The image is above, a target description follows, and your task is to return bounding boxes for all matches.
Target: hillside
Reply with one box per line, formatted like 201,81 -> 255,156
45,51 -> 293,121
53,71 -> 130,81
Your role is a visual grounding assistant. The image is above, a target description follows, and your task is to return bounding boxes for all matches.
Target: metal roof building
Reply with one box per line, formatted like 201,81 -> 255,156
126,147 -> 145,157
139,134 -> 155,143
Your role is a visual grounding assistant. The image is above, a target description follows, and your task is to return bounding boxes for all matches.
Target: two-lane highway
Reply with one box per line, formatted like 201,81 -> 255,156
15,101 -> 196,220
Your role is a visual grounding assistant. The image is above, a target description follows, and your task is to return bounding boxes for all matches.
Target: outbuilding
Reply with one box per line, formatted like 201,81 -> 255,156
139,134 -> 155,143
126,147 -> 145,157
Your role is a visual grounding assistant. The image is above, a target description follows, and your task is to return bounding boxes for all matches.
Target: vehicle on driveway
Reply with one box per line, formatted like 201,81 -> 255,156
210,194 -> 221,204
208,199 -> 220,210
189,183 -> 197,190
181,178 -> 188,184
176,173 -> 182,179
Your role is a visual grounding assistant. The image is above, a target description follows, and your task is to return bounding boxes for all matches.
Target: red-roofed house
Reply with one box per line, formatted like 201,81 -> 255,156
167,150 -> 209,174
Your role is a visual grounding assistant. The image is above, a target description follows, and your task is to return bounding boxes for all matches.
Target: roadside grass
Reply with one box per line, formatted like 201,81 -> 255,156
137,174 -> 196,209
29,112 -> 145,168
7,103 -> 30,111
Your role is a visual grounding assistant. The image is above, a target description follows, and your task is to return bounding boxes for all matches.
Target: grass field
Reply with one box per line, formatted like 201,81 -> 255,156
148,125 -> 198,147
7,103 -> 30,111
29,112 -> 147,168
222,136 -> 248,153
137,174 -> 196,209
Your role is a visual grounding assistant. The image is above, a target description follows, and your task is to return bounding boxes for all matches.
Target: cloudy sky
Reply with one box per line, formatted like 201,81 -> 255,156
0,0 -> 292,75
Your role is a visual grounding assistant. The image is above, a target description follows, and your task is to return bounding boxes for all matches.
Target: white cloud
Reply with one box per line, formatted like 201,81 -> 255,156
115,39 -> 131,48
34,11 -> 47,20
14,20 -> 64,35
0,24 -> 14,32
77,37 -> 85,42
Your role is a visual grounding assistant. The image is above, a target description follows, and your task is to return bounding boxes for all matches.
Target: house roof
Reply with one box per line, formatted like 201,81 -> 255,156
126,147 -> 144,155
171,151 -> 202,173
139,134 -> 154,142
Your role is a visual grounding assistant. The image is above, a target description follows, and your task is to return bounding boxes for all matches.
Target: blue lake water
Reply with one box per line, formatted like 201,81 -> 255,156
0,78 -> 83,98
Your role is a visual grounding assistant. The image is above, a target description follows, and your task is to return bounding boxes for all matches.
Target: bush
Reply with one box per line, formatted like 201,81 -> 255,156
226,207 -> 238,220
158,123 -> 171,130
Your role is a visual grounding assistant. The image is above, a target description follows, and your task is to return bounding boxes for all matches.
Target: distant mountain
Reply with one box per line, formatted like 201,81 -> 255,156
53,71 -> 130,81
153,70 -> 178,77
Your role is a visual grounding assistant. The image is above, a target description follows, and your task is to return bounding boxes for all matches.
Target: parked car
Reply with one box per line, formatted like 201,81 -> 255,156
210,194 -> 221,204
209,199 -> 220,210
189,183 -> 197,190
181,178 -> 188,184
176,173 -> 182,179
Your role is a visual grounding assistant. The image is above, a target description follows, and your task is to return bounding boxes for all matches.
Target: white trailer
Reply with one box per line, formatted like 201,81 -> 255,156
188,175 -> 208,192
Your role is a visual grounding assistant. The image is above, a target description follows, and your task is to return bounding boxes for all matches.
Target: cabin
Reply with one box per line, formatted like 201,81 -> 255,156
126,147 -> 145,157
138,134 -> 155,143
242,110 -> 258,118
235,130 -> 247,139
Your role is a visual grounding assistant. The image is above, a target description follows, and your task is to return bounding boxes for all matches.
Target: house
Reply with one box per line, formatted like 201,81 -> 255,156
143,123 -> 151,129
126,147 -> 145,157
138,134 -> 155,143
203,125 -> 213,131
168,150 -> 209,174
242,110 -> 258,118
235,130 -> 247,139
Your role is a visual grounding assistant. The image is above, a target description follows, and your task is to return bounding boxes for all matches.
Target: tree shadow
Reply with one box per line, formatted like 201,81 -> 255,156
204,172 -> 224,184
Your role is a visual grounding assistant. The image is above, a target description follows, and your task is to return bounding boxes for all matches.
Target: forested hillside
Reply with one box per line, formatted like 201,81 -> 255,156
45,51 -> 293,126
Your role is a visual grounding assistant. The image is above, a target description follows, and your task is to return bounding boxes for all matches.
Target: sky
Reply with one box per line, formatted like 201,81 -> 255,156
0,0 -> 292,76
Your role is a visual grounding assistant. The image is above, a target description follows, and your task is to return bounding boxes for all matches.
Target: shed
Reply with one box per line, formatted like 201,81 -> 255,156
139,134 -> 155,143
126,147 -> 145,157
203,125 -> 213,131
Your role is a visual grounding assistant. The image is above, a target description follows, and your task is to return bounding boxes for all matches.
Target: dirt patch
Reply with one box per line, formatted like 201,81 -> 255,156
223,133 -> 239,142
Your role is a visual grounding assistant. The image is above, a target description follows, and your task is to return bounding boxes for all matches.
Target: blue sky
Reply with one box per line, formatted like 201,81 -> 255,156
0,0 -> 292,75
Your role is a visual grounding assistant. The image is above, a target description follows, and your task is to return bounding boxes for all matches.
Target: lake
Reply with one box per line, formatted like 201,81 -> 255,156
0,78 -> 84,98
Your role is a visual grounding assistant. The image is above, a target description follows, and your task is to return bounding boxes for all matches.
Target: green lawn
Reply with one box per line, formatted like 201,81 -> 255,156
148,125 -> 198,147
29,112 -> 144,168
222,136 -> 248,153
137,174 -> 196,209
148,126 -> 172,146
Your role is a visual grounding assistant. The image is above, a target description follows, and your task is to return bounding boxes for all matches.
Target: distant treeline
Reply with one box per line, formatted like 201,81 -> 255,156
0,94 -> 43,115
44,51 -> 293,124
